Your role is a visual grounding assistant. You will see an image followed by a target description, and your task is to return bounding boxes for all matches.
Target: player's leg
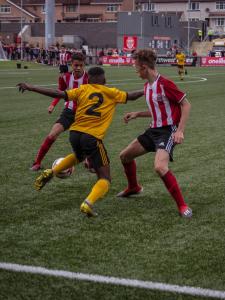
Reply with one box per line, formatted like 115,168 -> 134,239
31,108 -> 74,171
80,136 -> 111,217
34,130 -> 81,190
180,65 -> 184,80
117,138 -> 147,197
34,152 -> 80,191
81,165 -> 111,217
31,122 -> 64,171
154,148 -> 192,218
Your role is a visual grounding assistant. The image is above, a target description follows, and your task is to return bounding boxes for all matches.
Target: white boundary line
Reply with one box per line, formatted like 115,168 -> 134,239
0,262 -> 225,299
0,76 -> 207,90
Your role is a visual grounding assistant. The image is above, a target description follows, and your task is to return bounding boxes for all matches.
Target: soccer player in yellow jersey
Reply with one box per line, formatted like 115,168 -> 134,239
17,67 -> 144,217
175,49 -> 187,80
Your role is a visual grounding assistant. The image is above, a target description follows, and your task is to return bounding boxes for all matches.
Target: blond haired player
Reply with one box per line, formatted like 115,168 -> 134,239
117,49 -> 192,218
17,67 -> 144,217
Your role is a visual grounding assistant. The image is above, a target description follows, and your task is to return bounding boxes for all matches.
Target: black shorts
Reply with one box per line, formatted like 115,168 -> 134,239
56,108 -> 75,130
178,65 -> 184,71
137,125 -> 177,161
69,131 -> 110,169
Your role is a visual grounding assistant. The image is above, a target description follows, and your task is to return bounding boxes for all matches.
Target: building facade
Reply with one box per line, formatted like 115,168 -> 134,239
0,0 -> 225,35
136,0 -> 225,35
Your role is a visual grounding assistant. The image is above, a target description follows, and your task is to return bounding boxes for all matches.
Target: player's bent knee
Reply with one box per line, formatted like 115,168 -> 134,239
119,151 -> 129,163
154,164 -> 168,176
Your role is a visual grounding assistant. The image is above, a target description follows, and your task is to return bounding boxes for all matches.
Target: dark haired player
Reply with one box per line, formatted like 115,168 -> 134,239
117,49 -> 192,218
31,52 -> 88,171
18,67 -> 144,217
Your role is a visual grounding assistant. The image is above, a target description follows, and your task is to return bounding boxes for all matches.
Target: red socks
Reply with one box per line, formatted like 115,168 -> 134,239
161,170 -> 187,210
34,136 -> 55,164
122,160 -> 139,189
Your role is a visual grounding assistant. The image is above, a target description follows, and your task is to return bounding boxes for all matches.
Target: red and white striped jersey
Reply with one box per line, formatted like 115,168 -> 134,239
59,52 -> 70,65
144,75 -> 186,128
51,71 -> 88,112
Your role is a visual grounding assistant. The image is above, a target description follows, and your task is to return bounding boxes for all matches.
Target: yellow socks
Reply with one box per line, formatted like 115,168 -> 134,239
53,153 -> 79,175
86,178 -> 110,205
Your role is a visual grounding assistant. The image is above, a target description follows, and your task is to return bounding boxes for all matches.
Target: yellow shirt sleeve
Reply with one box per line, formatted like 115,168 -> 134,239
110,88 -> 127,104
66,87 -> 82,101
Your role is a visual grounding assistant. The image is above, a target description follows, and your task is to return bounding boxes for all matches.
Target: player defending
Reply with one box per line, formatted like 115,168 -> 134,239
17,67 -> 144,217
117,49 -> 192,218
31,52 -> 88,171
176,49 -> 187,80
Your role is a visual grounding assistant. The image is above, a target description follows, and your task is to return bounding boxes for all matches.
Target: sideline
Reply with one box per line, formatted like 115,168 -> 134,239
0,76 -> 207,90
0,262 -> 225,299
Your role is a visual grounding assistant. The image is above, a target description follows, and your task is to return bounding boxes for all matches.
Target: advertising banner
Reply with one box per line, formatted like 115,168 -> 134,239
102,56 -> 196,66
201,56 -> 225,66
102,56 -> 134,65
123,36 -> 137,52
157,57 -> 196,66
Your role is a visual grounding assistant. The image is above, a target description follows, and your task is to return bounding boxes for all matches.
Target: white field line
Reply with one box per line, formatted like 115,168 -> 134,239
0,77 -> 207,90
0,262 -> 225,299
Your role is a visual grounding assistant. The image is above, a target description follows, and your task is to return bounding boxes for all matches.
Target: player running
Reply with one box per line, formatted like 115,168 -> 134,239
17,67 -> 144,217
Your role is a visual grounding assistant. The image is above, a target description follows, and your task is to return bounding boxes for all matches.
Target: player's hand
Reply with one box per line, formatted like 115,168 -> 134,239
17,83 -> 32,93
172,130 -> 184,144
48,104 -> 55,114
124,112 -> 139,123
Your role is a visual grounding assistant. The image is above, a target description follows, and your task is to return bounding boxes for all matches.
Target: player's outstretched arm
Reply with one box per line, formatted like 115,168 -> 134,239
17,83 -> 67,99
124,111 -> 152,123
126,89 -> 144,101
173,98 -> 191,144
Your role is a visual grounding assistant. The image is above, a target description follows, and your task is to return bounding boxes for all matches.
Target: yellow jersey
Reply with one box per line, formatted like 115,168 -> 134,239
66,84 -> 127,140
176,53 -> 186,66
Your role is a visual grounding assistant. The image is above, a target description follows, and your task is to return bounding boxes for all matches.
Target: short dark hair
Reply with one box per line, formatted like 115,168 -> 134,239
88,67 -> 105,77
71,52 -> 85,62
88,67 -> 105,84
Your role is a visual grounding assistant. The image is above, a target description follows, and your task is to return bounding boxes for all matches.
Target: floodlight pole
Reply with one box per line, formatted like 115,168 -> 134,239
20,0 -> 23,60
187,0 -> 191,55
78,0 -> 80,22
45,0 -> 55,49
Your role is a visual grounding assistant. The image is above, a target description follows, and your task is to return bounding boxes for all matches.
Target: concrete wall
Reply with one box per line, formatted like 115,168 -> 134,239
0,22 -> 117,48
117,11 -> 185,53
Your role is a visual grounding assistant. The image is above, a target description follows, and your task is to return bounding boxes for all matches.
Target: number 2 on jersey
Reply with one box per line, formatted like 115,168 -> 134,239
85,93 -> 104,117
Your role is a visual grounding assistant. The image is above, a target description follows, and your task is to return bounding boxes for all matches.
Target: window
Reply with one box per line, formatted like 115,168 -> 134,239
142,2 -> 155,11
41,5 -> 45,14
152,15 -> 158,26
190,18 -> 200,21
106,4 -> 118,12
188,2 -> 200,10
65,5 -> 77,12
87,18 -> 100,22
165,16 -> 172,27
0,5 -> 11,13
216,2 -> 225,10
216,18 -> 225,26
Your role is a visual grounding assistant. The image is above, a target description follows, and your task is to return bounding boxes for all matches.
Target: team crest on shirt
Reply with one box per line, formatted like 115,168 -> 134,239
156,94 -> 163,102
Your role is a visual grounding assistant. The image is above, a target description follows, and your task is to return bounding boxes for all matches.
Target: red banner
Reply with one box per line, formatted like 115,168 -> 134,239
201,56 -> 225,66
102,56 -> 134,65
123,36 -> 137,52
